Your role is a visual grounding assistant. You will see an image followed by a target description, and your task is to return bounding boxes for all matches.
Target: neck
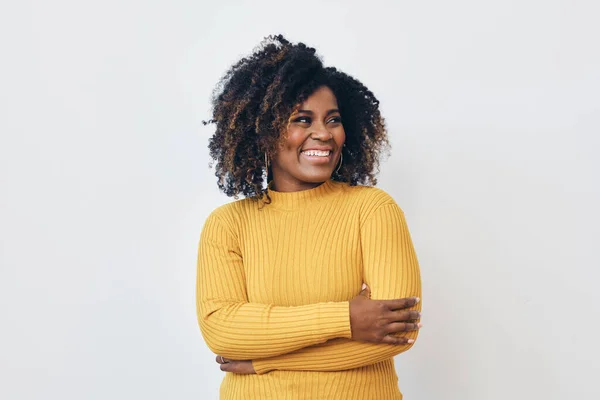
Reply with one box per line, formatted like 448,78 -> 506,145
270,174 -> 329,193
265,178 -> 341,211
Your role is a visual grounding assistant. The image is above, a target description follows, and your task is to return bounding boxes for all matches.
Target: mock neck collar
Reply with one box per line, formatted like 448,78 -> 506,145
265,179 -> 342,211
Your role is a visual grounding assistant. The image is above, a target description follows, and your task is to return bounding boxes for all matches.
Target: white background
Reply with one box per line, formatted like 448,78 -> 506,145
1,1 -> 599,399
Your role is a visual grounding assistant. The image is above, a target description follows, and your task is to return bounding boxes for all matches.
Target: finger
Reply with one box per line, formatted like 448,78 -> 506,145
237,362 -> 255,374
215,355 -> 230,364
380,334 -> 415,345
221,361 -> 252,374
220,362 -> 232,372
389,310 -> 421,322
221,361 -> 244,372
359,284 -> 371,298
381,297 -> 420,310
385,322 -> 422,334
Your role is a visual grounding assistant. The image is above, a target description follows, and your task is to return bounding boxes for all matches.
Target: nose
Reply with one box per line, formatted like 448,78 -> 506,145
310,122 -> 333,140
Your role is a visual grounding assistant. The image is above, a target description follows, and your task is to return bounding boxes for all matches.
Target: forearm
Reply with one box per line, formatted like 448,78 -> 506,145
252,319 -> 420,374
198,299 -> 351,360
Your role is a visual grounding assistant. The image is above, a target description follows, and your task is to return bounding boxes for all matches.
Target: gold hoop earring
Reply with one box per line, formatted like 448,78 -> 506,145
335,151 -> 343,174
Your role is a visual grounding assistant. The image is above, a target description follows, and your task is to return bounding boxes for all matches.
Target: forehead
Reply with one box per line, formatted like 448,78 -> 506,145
298,86 -> 338,109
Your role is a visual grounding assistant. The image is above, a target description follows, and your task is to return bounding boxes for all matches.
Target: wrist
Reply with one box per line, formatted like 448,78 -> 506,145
315,301 -> 352,340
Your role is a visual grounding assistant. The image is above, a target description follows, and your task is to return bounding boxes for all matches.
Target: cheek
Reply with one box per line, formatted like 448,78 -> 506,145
335,128 -> 346,146
281,128 -> 307,151
273,130 -> 304,166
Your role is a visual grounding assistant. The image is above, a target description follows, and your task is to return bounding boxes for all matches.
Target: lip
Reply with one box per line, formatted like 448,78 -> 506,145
300,148 -> 334,164
301,146 -> 334,152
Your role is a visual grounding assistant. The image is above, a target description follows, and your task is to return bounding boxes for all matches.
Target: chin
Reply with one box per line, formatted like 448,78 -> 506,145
297,171 -> 333,183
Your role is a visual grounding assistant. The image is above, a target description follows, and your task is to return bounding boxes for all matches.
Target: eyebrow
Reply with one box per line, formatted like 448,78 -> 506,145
295,109 -> 340,116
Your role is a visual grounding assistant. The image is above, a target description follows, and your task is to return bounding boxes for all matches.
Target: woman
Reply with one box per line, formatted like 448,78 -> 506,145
197,35 -> 422,400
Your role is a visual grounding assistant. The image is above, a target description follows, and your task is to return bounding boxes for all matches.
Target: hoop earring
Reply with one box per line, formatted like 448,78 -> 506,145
335,151 -> 343,174
265,152 -> 269,180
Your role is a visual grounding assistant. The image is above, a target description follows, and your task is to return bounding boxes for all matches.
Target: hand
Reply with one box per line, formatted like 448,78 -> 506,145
215,355 -> 256,374
349,284 -> 421,345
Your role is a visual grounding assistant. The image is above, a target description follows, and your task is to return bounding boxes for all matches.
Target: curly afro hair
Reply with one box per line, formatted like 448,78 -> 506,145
203,34 -> 390,204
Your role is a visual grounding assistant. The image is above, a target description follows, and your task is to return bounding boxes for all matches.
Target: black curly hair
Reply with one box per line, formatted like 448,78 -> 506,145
203,34 -> 390,204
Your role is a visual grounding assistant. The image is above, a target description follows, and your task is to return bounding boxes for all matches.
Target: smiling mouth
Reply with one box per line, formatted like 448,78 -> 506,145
299,149 -> 333,165
300,150 -> 332,157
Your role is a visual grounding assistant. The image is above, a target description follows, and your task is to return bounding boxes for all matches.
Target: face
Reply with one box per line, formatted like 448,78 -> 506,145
270,86 -> 346,192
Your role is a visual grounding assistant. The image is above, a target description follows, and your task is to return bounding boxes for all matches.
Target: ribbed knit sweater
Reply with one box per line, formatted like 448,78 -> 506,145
196,179 -> 422,400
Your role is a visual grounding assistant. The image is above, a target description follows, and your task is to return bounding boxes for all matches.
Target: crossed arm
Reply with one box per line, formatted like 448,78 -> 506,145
196,201 -> 422,374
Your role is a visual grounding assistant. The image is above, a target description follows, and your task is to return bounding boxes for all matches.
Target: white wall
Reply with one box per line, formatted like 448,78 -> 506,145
1,1 -> 598,399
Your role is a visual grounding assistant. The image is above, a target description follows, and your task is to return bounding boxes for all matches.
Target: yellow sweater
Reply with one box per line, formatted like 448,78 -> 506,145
196,179 -> 422,400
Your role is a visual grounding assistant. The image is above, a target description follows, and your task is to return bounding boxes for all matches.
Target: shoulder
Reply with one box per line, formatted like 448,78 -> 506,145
203,196 -> 258,234
336,181 -> 400,208
205,197 -> 270,237
334,181 -> 404,222
199,199 -> 249,244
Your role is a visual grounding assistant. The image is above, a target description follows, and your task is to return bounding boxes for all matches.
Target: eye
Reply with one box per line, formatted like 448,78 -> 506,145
328,116 -> 342,124
293,116 -> 311,124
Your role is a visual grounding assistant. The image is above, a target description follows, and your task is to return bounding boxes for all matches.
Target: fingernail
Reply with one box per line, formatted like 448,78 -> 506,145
408,339 -> 415,344
361,283 -> 367,290
414,297 -> 420,303
417,322 -> 423,328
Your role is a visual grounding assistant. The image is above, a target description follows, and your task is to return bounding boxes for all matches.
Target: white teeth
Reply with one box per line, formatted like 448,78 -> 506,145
302,150 -> 330,157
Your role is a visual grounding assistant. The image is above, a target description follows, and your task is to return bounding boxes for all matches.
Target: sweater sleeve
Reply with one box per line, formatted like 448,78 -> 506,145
252,200 -> 422,374
196,211 -> 352,360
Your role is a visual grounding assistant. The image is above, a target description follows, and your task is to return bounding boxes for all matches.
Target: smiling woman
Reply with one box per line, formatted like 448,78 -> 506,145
202,34 -> 390,203
198,34 -> 422,400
